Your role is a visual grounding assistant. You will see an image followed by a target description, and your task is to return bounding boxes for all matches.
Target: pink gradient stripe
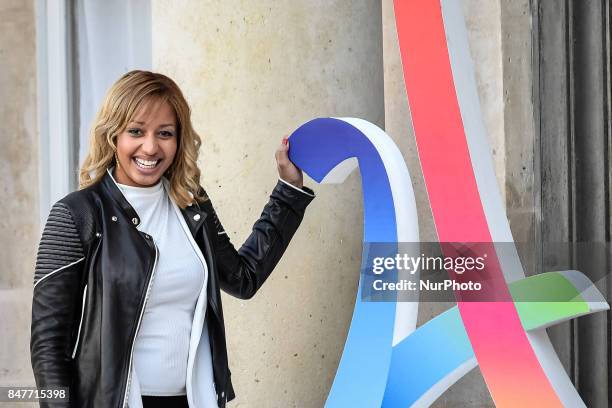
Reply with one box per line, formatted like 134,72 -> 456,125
392,1 -> 562,406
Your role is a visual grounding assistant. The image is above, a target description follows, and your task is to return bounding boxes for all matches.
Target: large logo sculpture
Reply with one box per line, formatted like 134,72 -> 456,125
287,1 -> 608,407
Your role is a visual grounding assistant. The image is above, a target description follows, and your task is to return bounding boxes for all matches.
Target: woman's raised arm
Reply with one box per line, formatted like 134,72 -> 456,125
205,179 -> 314,300
207,138 -> 314,299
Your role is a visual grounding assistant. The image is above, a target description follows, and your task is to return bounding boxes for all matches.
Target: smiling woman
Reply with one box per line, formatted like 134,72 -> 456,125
79,71 -> 207,208
30,70 -> 315,408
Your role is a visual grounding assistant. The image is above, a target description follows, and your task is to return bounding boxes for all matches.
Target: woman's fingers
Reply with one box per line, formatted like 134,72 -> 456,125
275,136 -> 303,188
275,136 -> 290,167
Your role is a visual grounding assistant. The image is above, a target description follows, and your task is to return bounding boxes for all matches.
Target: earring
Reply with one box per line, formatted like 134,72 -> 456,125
114,151 -> 121,170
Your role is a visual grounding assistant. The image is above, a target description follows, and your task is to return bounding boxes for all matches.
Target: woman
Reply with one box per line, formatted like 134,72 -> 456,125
30,70 -> 315,408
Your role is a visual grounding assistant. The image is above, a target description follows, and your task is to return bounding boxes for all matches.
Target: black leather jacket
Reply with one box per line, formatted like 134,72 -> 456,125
30,170 -> 314,408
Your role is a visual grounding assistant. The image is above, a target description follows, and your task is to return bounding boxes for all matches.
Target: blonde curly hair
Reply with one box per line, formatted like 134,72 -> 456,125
79,70 -> 205,208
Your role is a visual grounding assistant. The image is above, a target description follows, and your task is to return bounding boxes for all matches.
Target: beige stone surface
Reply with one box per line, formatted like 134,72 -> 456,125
0,0 -> 38,388
0,0 -> 39,289
501,0 -> 538,273
153,1 -> 383,406
0,289 -> 36,385
461,0 -> 506,205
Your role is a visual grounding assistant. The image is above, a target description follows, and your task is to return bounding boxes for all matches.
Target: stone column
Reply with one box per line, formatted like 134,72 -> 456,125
0,0 -> 39,395
152,1 -> 384,406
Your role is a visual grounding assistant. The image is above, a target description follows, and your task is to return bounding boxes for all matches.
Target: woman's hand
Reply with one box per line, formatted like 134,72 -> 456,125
275,136 -> 304,188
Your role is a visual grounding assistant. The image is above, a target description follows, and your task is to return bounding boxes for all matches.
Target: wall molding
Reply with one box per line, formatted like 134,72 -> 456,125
35,0 -> 76,227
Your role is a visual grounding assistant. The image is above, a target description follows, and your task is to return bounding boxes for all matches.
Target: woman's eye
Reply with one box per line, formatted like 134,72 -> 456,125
127,128 -> 142,136
159,131 -> 175,138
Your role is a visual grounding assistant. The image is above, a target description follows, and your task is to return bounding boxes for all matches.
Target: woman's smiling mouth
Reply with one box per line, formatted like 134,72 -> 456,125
134,157 -> 162,169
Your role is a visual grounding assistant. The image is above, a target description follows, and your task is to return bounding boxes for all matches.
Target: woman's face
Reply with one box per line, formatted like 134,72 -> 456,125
113,98 -> 178,187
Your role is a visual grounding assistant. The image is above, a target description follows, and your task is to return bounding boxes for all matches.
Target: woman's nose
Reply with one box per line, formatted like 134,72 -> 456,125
140,133 -> 159,155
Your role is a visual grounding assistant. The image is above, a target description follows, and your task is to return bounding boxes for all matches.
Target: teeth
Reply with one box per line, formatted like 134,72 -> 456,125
135,158 -> 159,169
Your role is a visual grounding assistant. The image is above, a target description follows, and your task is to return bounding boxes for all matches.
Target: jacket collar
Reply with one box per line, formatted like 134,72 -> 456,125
169,181 -> 209,236
180,204 -> 208,237
101,168 -> 208,234
101,168 -> 142,227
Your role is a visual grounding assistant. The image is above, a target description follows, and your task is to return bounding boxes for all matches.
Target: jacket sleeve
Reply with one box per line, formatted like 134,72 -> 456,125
30,202 -> 85,407
207,179 -> 315,299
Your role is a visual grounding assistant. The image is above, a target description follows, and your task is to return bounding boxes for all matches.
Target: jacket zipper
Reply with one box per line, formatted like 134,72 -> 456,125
173,198 -> 228,405
200,227 -> 221,320
170,198 -> 212,407
121,239 -> 159,408
71,284 -> 88,359
176,199 -> 221,321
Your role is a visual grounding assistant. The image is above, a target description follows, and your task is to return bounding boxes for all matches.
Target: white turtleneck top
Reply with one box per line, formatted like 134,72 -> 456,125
117,179 -> 216,404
